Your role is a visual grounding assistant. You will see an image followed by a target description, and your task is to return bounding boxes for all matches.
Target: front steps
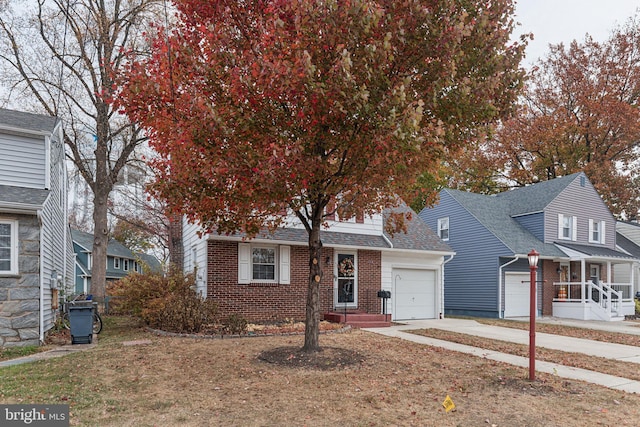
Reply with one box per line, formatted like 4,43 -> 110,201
324,311 -> 392,328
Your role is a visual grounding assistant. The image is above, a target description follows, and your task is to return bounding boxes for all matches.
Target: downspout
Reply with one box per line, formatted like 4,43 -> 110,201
498,256 -> 521,319
440,254 -> 455,319
37,209 -> 44,344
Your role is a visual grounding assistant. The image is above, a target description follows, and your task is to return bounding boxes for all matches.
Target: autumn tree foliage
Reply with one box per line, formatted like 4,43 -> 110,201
447,18 -> 640,217
118,0 -> 527,351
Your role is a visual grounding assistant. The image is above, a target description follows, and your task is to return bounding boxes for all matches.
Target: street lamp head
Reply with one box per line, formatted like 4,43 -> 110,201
528,249 -> 539,268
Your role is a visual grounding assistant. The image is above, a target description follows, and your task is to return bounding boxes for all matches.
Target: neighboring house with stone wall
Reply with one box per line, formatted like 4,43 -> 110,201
0,108 -> 74,347
181,203 -> 453,323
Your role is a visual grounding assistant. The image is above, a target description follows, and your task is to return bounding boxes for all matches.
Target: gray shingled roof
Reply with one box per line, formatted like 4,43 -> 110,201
215,203 -> 452,253
445,188 -> 566,258
555,241 -> 636,260
383,202 -> 452,252
71,229 -> 137,259
615,233 -> 640,258
493,172 -> 582,216
0,108 -> 59,134
0,184 -> 50,208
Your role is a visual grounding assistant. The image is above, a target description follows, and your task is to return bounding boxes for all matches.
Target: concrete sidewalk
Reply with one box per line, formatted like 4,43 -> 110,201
0,341 -> 96,368
364,318 -> 640,394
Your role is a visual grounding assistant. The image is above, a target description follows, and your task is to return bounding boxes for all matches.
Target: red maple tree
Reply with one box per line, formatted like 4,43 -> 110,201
118,0 -> 526,351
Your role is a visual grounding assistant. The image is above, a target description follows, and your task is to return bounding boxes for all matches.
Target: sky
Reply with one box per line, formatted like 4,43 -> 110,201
514,0 -> 639,66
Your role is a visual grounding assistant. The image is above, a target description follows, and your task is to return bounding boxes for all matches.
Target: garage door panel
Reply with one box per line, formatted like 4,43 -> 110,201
504,273 -> 530,318
393,269 -> 436,320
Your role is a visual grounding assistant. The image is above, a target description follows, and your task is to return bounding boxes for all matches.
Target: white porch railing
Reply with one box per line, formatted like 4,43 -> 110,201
553,281 -> 634,321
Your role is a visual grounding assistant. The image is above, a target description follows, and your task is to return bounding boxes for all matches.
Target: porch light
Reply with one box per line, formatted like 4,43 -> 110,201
528,250 -> 539,268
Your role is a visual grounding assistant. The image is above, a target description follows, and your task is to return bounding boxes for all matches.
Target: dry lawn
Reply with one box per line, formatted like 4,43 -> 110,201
1,316 -> 640,426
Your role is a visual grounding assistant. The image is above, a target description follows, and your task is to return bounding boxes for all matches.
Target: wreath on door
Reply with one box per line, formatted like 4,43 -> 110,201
338,257 -> 355,277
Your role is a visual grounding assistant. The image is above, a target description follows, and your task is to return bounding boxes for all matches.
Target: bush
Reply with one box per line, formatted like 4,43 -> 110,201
635,298 -> 640,317
223,313 -> 248,335
107,266 -> 218,333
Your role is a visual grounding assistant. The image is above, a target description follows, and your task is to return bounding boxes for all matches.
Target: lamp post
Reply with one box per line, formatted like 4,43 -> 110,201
528,249 -> 539,381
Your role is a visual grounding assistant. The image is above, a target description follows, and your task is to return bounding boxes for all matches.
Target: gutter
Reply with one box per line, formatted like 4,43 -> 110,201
498,256 -> 521,319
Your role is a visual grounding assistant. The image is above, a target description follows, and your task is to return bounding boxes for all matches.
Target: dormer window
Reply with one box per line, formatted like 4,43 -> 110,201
437,217 -> 449,241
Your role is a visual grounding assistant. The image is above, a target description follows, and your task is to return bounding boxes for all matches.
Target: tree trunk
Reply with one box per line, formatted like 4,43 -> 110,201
302,214 -> 323,352
90,183 -> 110,301
90,104 -> 111,305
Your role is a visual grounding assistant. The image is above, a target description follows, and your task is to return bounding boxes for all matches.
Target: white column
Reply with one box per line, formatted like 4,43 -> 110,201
581,260 -> 586,303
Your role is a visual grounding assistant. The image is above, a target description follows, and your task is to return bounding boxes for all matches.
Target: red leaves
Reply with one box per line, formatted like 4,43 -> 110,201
117,0 -> 526,235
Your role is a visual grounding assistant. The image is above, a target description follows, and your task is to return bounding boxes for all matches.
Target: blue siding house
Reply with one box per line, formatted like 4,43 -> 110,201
419,172 -> 637,321
71,229 -> 160,295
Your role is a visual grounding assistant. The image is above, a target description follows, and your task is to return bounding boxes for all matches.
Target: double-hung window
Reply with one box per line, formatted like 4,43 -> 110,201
252,247 -> 276,280
0,220 -> 18,274
589,219 -> 606,244
437,217 -> 450,241
238,243 -> 290,284
114,257 -> 120,269
558,214 -> 577,241
123,259 -> 129,271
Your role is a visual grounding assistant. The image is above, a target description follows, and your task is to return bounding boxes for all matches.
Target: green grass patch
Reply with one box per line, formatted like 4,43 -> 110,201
0,345 -> 42,361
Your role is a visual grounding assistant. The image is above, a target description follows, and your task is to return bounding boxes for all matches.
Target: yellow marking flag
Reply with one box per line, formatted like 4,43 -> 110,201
442,395 -> 456,413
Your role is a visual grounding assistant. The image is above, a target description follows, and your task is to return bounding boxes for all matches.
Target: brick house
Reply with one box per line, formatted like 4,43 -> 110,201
180,203 -> 453,323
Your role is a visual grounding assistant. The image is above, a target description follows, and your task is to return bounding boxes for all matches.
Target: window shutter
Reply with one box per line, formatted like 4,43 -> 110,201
601,221 -> 606,244
588,219 -> 594,241
279,245 -> 291,284
238,243 -> 251,284
558,214 -> 563,240
572,216 -> 577,241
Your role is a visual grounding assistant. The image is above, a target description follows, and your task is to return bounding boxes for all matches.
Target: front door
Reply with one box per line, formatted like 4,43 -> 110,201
590,265 -> 600,284
335,252 -> 357,308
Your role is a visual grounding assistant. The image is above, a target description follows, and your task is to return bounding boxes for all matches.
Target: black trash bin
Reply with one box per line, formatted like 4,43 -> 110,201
69,302 -> 94,344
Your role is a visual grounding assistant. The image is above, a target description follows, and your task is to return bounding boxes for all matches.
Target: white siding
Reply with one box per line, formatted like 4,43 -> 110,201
40,133 -> 69,335
182,220 -> 208,296
0,133 -> 46,188
382,251 -> 444,320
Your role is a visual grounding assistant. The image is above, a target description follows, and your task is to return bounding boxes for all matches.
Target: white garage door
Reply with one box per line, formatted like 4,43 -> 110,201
504,272 -> 531,317
393,268 -> 436,320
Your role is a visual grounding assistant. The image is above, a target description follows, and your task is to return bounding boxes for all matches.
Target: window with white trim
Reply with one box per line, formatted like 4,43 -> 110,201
114,257 -> 120,269
0,220 -> 18,274
558,214 -> 577,241
252,247 -> 276,280
437,217 -> 449,241
589,219 -> 606,244
123,259 -> 129,271
238,243 -> 290,284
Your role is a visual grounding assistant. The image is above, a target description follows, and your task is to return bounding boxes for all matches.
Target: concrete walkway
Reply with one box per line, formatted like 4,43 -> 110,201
364,318 -> 640,394
0,341 -> 96,369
